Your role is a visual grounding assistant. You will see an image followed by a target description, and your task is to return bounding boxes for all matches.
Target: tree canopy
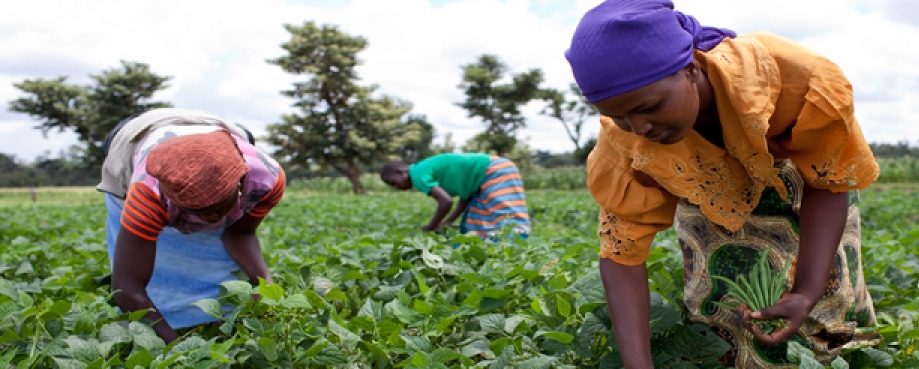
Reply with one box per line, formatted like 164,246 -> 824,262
266,22 -> 425,194
7,61 -> 171,165
456,54 -> 544,156
539,83 -> 596,153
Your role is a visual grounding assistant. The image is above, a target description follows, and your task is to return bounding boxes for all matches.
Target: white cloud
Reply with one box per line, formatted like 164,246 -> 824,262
0,121 -> 24,134
0,120 -> 80,161
1,0 -> 918,163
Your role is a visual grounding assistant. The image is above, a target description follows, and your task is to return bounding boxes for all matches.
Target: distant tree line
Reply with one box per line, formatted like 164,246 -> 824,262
2,21 -> 916,189
5,140 -> 917,188
0,149 -> 99,187
868,141 -> 919,158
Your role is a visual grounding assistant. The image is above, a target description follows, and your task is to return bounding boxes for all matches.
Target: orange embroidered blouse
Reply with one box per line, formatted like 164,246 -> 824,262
587,31 -> 879,266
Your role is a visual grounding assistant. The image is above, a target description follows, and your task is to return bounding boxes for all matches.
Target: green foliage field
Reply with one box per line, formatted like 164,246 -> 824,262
284,159 -> 919,195
1,187 -> 918,368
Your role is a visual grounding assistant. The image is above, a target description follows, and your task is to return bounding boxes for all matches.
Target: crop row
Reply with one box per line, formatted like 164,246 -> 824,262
0,188 -> 917,367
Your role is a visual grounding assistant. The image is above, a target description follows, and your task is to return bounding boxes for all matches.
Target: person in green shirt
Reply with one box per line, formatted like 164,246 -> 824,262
381,153 -> 530,238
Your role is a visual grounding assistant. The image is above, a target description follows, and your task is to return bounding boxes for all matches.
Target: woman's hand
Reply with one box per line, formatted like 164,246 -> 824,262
737,293 -> 814,344
112,230 -> 179,343
737,184 -> 848,344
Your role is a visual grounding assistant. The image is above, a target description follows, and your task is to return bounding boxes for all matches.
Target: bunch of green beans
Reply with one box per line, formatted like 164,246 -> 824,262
712,251 -> 791,334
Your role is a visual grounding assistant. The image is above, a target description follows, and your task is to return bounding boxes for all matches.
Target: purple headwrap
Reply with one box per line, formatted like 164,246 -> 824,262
565,0 -> 736,103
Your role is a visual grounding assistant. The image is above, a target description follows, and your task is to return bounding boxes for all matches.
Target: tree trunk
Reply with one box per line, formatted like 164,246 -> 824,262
346,161 -> 365,195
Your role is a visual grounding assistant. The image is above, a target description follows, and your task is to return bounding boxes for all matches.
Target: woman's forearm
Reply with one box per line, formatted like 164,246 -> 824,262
224,215 -> 272,285
223,232 -> 271,285
600,258 -> 654,369
112,230 -> 178,342
443,198 -> 469,224
792,184 -> 849,306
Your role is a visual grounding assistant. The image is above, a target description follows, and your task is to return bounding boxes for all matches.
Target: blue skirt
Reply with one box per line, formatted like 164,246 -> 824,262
105,193 -> 238,329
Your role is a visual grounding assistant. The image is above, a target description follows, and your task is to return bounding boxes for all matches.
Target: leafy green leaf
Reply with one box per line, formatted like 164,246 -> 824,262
863,348 -> 894,366
504,315 -> 527,334
279,293 -> 311,309
649,304 -> 681,336
191,298 -> 224,319
257,337 -> 278,362
350,316 -> 375,332
17,291 -> 33,307
490,345 -> 516,369
99,322 -> 131,344
305,338 -> 330,357
63,336 -> 100,363
461,340 -> 493,359
421,249 -> 444,269
402,334 -> 432,353
126,349 -> 153,368
358,299 -> 384,321
900,328 -> 919,340
536,330 -> 574,344
324,288 -> 348,302
170,336 -> 207,353
431,347 -> 462,363
411,351 -> 431,367
480,297 -> 508,311
661,324 -> 730,362
359,340 -> 388,358
48,300 -> 72,316
374,285 -> 404,301
311,341 -> 348,365
516,355 -> 558,369
128,322 -> 165,352
330,320 -> 361,347
556,294 -> 571,317
478,313 -> 506,334
414,299 -> 433,315
0,328 -> 21,343
414,270 -> 430,294
0,350 -> 16,368
786,340 -> 814,363
387,300 -> 423,324
258,283 -> 284,301
799,355 -> 824,369
128,308 -> 151,321
52,357 -> 86,369
221,280 -> 254,295
303,289 -> 327,309
831,356 -> 850,369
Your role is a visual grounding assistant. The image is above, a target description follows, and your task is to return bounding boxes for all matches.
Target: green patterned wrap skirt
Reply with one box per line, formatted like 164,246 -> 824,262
676,161 -> 877,367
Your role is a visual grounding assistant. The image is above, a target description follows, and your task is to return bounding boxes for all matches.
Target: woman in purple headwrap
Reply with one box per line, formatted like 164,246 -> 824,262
566,0 -> 878,367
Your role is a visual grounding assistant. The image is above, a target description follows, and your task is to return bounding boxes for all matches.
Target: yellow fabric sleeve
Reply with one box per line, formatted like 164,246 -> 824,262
587,128 -> 678,266
771,55 -> 879,192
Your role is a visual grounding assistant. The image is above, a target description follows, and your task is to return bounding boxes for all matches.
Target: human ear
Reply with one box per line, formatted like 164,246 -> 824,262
684,61 -> 702,83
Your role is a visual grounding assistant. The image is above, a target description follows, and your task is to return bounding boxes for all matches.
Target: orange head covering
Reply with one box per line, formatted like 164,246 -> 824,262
146,130 -> 250,209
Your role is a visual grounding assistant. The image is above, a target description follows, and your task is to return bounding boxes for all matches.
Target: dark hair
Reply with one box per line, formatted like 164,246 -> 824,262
380,161 -> 408,180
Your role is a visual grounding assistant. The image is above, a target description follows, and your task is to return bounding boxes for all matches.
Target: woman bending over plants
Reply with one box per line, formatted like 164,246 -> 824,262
97,108 -> 286,343
565,0 -> 878,367
380,152 -> 530,240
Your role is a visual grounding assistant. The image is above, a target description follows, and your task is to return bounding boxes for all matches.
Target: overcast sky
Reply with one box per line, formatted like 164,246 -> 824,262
2,0 -> 918,163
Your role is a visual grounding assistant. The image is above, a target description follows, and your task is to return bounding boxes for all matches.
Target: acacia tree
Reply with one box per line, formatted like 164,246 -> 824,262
7,61 -> 172,165
396,115 -> 436,163
266,22 -> 422,194
540,83 -> 597,152
456,54 -> 543,156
